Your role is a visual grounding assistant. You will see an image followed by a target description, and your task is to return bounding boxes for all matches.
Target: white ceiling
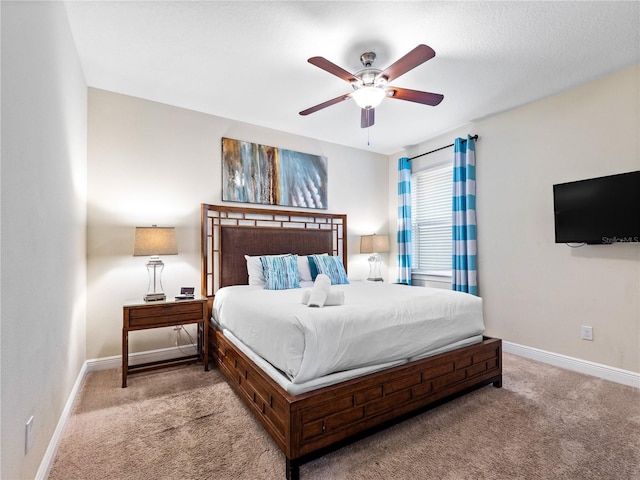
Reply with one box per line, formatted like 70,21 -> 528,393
64,1 -> 640,155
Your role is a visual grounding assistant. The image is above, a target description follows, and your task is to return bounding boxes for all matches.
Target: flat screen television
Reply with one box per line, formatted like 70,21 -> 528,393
553,170 -> 640,244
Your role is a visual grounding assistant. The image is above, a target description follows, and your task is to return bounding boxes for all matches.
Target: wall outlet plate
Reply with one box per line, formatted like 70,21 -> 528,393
581,325 -> 593,341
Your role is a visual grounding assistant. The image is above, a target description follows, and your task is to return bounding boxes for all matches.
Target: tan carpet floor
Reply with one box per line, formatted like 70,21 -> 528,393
48,353 -> 640,480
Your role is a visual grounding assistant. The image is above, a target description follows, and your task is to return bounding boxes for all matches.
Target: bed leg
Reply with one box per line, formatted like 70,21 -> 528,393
286,458 -> 300,480
493,375 -> 503,388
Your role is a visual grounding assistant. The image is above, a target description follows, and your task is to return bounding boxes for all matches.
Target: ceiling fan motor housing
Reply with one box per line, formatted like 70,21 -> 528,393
355,52 -> 387,87
360,52 -> 377,67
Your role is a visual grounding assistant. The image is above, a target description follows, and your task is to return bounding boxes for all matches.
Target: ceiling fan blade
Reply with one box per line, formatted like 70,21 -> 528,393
379,44 -> 436,82
388,87 -> 444,106
308,56 -> 358,83
299,93 -> 351,116
361,108 -> 375,128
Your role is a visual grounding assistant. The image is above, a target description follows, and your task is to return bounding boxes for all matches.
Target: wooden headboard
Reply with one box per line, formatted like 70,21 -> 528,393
201,204 -> 347,297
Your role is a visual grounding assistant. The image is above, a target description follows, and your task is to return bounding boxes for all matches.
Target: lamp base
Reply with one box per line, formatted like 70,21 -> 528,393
144,257 -> 166,302
144,293 -> 166,302
367,254 -> 384,282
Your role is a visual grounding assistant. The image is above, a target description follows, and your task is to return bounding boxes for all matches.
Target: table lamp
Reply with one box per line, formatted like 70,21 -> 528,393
133,225 -> 178,301
360,234 -> 390,282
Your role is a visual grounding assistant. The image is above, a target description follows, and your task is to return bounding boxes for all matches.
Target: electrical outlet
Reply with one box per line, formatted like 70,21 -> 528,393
25,416 -> 34,454
581,325 -> 593,341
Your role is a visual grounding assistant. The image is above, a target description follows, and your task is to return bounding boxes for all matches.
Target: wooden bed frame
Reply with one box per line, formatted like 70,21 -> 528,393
201,203 -> 502,480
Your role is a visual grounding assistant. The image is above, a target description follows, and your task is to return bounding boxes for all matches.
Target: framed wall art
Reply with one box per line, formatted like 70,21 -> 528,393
222,137 -> 328,210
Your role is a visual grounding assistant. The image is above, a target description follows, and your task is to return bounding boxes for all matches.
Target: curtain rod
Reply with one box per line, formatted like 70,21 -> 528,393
409,134 -> 479,161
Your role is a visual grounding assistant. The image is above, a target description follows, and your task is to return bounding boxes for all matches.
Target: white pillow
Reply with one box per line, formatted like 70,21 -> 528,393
244,254 -> 273,285
297,256 -> 312,282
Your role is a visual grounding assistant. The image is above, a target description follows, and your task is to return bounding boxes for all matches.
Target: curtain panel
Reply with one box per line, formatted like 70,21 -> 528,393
397,157 -> 412,284
452,136 -> 478,295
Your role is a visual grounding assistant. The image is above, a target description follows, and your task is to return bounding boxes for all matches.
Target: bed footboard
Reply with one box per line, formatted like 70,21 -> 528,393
210,325 -> 502,479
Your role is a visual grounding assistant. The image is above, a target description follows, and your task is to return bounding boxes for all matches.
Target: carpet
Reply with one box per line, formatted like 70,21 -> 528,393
48,353 -> 640,479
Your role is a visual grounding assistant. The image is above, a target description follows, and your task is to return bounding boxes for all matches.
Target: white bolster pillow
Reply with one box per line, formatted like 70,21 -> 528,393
302,289 -> 345,307
306,274 -> 331,307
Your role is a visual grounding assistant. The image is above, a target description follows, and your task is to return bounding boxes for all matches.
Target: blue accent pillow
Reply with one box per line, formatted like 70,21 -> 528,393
260,254 -> 300,290
309,254 -> 349,285
307,255 -> 320,281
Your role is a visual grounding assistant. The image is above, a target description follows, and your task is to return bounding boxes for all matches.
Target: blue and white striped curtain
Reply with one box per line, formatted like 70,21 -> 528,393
452,136 -> 477,295
397,157 -> 412,285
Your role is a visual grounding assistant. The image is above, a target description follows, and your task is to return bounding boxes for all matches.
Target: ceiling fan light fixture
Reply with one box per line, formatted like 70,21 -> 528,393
351,86 -> 386,109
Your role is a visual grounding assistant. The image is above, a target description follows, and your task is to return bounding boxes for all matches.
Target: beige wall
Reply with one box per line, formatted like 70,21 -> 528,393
87,88 -> 390,359
1,2 -> 87,478
392,65 -> 640,373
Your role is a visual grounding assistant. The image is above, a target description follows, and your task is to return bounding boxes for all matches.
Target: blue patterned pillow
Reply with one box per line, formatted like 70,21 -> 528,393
260,254 -> 300,290
309,254 -> 349,285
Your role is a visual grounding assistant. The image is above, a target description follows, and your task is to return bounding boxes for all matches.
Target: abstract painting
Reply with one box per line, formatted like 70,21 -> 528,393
222,137 -> 328,209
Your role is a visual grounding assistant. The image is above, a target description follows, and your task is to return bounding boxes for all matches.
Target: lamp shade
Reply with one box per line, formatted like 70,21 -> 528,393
360,234 -> 390,254
133,226 -> 178,256
351,86 -> 386,109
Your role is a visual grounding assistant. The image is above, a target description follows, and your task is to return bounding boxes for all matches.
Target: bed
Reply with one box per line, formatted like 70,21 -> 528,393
201,203 -> 502,480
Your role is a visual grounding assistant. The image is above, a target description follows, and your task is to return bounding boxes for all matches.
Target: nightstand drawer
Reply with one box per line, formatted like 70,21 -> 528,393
126,302 -> 205,328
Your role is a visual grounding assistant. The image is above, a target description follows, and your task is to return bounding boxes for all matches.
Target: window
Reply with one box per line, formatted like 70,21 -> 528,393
411,162 -> 453,276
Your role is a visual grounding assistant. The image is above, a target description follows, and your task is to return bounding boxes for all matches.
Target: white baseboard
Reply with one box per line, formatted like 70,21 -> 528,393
37,345 -> 198,478
35,361 -> 87,480
86,344 -> 197,372
503,341 -> 640,388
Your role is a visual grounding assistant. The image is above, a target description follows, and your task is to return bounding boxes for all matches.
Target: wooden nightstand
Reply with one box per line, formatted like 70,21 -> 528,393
122,297 -> 208,387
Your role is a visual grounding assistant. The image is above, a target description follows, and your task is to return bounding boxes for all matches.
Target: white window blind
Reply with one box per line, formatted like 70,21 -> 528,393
411,163 -> 453,275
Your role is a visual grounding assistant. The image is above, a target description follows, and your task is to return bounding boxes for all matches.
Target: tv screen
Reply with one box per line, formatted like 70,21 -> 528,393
553,171 -> 640,244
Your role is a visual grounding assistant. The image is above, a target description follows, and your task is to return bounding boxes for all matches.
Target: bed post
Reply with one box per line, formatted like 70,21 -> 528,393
492,339 -> 503,388
286,458 -> 300,480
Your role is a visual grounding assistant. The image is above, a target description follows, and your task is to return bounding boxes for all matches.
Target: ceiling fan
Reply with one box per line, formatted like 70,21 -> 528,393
299,44 -> 444,128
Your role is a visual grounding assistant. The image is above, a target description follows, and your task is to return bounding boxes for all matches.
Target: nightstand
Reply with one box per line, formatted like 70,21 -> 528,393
122,297 -> 208,387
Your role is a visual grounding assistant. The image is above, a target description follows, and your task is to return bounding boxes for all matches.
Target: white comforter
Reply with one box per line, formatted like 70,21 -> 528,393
213,281 -> 484,384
